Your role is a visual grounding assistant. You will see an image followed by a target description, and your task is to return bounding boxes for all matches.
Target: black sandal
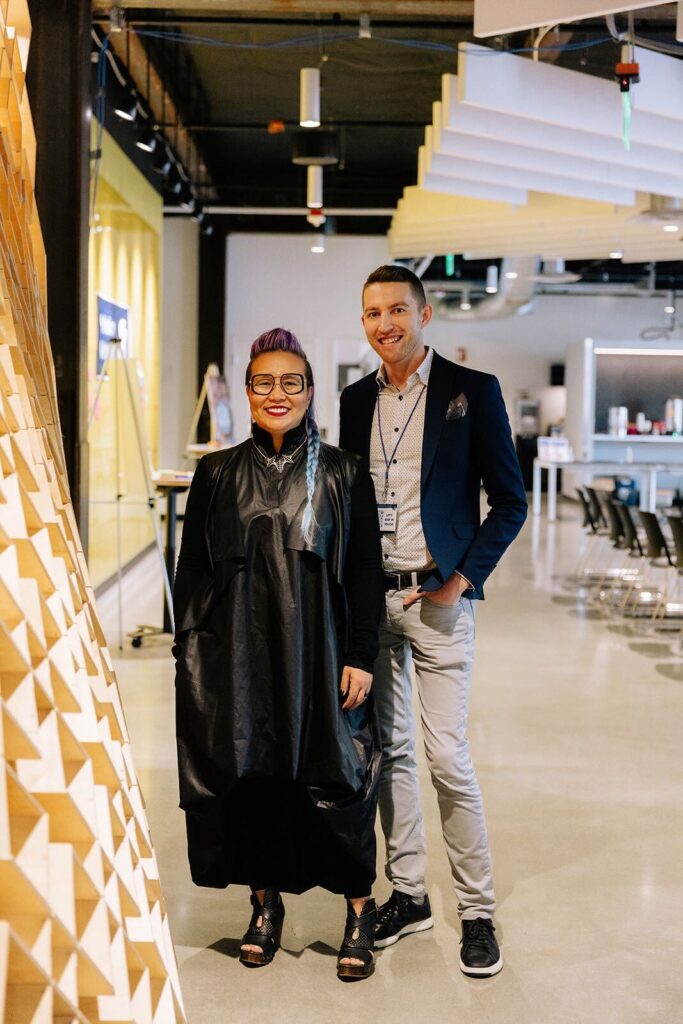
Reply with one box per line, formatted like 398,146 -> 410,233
337,898 -> 376,981
239,889 -> 285,967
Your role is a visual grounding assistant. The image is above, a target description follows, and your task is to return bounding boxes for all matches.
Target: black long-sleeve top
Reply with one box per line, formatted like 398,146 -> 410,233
174,423 -> 383,673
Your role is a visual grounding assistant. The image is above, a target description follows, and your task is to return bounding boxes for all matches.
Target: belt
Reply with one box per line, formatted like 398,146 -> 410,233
383,569 -> 432,591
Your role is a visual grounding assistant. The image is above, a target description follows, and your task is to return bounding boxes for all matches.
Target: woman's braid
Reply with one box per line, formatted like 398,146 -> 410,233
302,413 -> 320,543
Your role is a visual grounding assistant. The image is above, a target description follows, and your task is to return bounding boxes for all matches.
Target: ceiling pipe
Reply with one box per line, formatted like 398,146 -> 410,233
163,206 -> 395,216
413,254 -> 434,278
429,256 -> 539,322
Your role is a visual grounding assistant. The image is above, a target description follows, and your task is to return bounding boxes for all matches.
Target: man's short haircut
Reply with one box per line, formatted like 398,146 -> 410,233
363,264 -> 427,309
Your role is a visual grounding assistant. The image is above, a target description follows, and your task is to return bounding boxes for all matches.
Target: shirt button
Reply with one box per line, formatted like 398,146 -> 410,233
390,491 -> 395,497
393,458 -> 397,464
384,553 -> 388,560
394,427 -> 399,432
398,395 -> 403,401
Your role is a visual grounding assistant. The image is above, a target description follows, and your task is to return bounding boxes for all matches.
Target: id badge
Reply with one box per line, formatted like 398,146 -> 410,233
377,503 -> 398,532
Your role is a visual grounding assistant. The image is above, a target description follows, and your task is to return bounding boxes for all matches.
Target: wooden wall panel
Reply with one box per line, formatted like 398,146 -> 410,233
0,5 -> 186,1022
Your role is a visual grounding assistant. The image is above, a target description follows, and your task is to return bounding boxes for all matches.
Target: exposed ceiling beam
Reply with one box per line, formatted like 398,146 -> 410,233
94,14 -> 475,27
94,1 -> 474,14
161,121 -> 425,131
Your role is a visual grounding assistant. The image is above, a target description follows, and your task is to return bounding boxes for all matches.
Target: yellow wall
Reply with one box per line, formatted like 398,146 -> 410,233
87,130 -> 162,589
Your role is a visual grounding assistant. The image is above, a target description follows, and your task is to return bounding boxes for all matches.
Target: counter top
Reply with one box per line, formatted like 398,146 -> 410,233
593,433 -> 683,443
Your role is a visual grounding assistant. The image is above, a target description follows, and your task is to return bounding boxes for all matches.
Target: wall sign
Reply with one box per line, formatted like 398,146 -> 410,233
97,294 -> 130,375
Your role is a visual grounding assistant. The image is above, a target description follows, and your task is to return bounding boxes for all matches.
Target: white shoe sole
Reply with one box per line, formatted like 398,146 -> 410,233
459,953 -> 503,978
375,917 -> 434,949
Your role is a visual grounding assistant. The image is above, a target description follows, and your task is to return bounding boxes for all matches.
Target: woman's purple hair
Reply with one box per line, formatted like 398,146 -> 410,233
246,327 -> 313,384
246,327 -> 320,542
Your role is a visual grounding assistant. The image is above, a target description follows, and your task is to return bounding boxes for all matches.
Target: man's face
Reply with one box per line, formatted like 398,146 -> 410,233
361,281 -> 432,371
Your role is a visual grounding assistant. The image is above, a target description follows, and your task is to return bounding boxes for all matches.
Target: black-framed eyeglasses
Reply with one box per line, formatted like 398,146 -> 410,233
248,373 -> 306,395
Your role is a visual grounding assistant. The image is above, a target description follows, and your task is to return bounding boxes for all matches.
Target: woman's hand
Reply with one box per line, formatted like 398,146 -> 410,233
340,667 -> 373,710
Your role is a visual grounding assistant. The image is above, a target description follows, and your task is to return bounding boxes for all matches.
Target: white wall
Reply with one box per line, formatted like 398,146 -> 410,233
428,293 -> 671,432
225,233 -> 673,444
226,233 -> 389,443
160,219 -> 198,467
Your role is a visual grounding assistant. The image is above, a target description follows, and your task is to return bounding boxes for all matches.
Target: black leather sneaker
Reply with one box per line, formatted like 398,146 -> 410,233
459,918 -> 503,977
374,890 -> 434,949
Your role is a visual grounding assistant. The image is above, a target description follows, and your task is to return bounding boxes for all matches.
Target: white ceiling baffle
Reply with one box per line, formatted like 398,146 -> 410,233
391,37 -> 683,262
474,1 -> 667,38
457,43 -> 683,155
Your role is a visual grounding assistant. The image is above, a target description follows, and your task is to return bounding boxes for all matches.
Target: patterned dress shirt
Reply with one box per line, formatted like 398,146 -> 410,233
369,347 -> 435,573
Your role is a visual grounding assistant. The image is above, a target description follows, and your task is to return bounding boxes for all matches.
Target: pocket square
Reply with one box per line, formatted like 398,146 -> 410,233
446,393 -> 468,421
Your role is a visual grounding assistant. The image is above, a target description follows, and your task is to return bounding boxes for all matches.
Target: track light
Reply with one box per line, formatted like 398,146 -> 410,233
136,127 -> 157,153
300,68 -> 320,128
485,264 -> 498,294
153,146 -> 172,176
460,286 -> 471,310
179,184 -> 196,213
307,165 -> 323,209
167,170 -> 183,195
310,232 -> 325,254
114,90 -> 137,122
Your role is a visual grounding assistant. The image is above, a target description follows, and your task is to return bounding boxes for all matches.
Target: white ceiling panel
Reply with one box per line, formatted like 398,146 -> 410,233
389,186 -> 683,261
431,106 -> 683,199
459,43 -> 683,152
474,1 -> 666,38
422,144 -> 636,204
440,77 -> 683,176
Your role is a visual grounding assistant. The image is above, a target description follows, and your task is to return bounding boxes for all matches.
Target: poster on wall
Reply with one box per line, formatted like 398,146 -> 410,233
97,295 -> 130,375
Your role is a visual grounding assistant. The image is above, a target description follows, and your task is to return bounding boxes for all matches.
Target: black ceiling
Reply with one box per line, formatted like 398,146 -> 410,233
92,6 -> 683,286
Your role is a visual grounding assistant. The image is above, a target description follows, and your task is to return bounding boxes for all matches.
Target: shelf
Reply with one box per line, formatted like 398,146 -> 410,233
593,433 -> 683,443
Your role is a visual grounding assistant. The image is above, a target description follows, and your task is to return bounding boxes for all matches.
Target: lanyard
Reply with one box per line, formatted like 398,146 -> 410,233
377,383 -> 426,500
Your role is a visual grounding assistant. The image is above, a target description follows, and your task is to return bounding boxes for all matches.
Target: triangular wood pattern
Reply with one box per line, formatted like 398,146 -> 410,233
0,6 -> 186,1021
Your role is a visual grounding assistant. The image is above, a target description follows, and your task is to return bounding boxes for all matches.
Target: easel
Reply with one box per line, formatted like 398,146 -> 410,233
185,362 -> 233,456
88,338 -> 174,649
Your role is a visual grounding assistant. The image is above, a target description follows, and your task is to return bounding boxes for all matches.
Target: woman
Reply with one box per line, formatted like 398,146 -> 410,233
173,328 -> 384,981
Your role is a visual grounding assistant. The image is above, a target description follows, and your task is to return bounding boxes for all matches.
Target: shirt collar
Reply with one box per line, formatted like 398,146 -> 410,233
376,346 -> 433,390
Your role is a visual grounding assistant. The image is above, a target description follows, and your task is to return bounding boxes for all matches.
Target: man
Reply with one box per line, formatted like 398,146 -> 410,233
339,264 -> 527,978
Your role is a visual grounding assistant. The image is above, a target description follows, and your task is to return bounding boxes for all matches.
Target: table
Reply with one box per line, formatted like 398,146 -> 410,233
154,473 -> 193,633
532,458 -> 663,522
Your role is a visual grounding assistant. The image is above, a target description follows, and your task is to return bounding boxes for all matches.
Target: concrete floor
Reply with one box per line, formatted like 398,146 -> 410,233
98,502 -> 683,1024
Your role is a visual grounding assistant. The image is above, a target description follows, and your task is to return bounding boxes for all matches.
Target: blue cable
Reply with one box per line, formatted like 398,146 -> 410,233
131,26 -> 616,57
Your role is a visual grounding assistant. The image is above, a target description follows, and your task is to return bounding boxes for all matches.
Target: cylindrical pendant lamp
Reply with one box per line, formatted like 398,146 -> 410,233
300,68 -> 320,127
307,165 -> 323,209
485,264 -> 498,294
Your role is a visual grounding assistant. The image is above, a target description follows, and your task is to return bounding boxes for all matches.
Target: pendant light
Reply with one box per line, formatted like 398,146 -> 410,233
307,165 -> 323,209
300,68 -> 320,128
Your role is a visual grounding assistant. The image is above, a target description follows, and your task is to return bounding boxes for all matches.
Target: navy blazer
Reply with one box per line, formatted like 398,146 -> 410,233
339,350 -> 527,599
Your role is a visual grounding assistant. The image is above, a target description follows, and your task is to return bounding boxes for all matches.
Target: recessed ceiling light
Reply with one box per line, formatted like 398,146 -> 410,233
663,224 -> 679,232
664,305 -> 675,314
609,250 -> 623,259
504,271 -> 518,279
460,301 -> 471,311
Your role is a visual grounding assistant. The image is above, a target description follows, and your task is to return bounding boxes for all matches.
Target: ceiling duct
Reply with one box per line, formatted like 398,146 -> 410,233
530,259 -> 581,284
428,257 -> 540,322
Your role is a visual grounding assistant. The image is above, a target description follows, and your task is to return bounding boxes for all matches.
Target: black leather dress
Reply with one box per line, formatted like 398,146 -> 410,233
173,423 -> 384,895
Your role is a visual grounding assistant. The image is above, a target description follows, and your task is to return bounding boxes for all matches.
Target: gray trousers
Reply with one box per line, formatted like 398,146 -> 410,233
374,589 -> 495,920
